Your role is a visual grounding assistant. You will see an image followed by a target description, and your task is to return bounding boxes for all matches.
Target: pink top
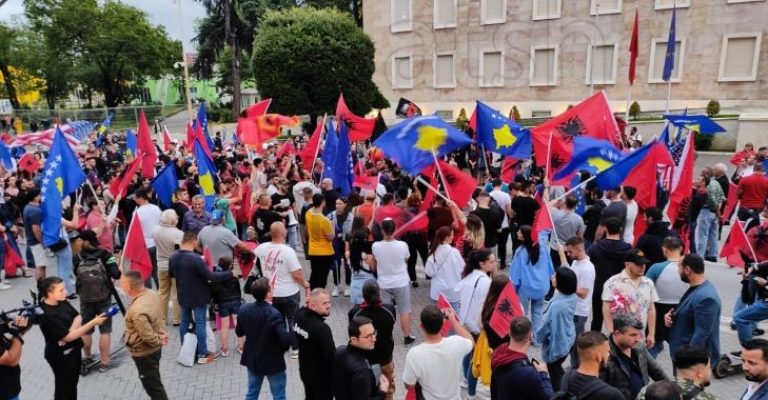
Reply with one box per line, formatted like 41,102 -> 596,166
86,211 -> 114,253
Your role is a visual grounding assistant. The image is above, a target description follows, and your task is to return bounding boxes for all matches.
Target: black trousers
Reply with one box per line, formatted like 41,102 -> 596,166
497,228 -> 510,267
302,376 -> 333,400
309,255 -> 334,289
273,292 -> 300,350
133,349 -> 168,400
144,246 -> 159,289
547,355 -> 568,391
591,293 -> 605,332
47,350 -> 81,400
405,234 -> 428,283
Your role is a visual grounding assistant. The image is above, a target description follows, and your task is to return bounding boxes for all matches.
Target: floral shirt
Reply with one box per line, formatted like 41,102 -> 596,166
601,269 -> 659,329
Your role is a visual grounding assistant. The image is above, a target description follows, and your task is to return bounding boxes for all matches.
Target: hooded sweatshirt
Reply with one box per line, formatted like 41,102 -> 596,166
490,346 -> 553,400
587,239 -> 632,299
636,221 -> 678,266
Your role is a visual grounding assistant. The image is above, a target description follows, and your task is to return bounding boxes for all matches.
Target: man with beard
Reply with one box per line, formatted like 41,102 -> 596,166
741,339 -> 768,400
559,331 -> 623,399
295,289 -> 335,400
666,254 -> 722,368
637,345 -> 716,400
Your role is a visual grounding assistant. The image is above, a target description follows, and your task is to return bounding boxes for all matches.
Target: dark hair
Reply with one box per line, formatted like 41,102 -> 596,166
39,276 -> 64,298
613,314 -> 644,333
462,248 -> 494,278
743,339 -> 768,361
492,178 -> 502,187
509,317 -> 532,343
674,345 -> 710,369
602,216 -> 623,235
518,225 -> 540,265
681,253 -> 705,274
662,235 -> 684,251
481,274 -> 511,326
644,381 -> 682,400
554,267 -> 577,295
577,331 -> 608,352
380,193 -> 394,205
311,193 -> 325,208
420,305 -> 444,335
349,215 -> 370,244
135,188 -> 150,200
623,186 -> 637,200
218,256 -> 233,270
361,280 -> 381,306
565,236 -> 584,247
381,219 -> 396,236
564,195 -> 578,209
250,277 -> 271,302
182,230 -> 197,244
349,316 -> 373,339
646,207 -> 663,222
428,226 -> 454,260
590,188 -> 604,199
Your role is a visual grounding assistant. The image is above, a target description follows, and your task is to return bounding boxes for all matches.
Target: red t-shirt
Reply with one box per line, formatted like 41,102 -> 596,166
738,174 -> 768,209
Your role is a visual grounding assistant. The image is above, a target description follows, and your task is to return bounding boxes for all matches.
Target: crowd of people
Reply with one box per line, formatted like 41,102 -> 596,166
0,119 -> 768,400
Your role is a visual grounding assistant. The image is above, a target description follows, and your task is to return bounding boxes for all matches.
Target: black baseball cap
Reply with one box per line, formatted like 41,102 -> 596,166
79,229 -> 99,247
625,249 -> 650,265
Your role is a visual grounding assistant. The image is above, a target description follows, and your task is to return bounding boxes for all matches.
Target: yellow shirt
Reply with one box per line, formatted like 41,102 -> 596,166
306,210 -> 334,256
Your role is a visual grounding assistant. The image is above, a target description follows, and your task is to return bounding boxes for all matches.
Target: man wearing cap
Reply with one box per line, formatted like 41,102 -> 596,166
74,229 -> 123,372
602,249 -> 659,349
198,209 -> 251,272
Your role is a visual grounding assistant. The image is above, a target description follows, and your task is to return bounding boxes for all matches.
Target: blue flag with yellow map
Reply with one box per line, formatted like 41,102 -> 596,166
553,137 -> 625,180
474,101 -> 531,159
373,115 -> 473,175
663,114 -> 725,135
41,127 -> 86,246
194,138 -> 217,212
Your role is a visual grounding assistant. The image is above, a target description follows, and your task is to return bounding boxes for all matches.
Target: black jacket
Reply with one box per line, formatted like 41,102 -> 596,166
587,239 -> 632,299
211,266 -> 242,304
348,303 -> 396,365
636,221 -> 678,266
294,307 -> 335,396
490,346 -> 553,400
169,250 -> 232,308
332,345 -> 383,400
601,335 -> 668,400
235,301 -> 291,376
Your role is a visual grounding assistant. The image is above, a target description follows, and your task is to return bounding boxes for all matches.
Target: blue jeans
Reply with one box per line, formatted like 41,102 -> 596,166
246,369 -> 286,400
695,209 -> 719,258
286,225 -> 298,251
463,350 -> 478,396
520,295 -> 545,345
55,243 -> 75,294
735,299 -> 768,345
180,306 -> 209,356
734,292 -> 757,331
570,315 -> 588,367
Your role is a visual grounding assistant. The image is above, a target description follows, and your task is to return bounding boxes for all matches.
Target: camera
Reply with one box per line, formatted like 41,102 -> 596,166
0,290 -> 43,333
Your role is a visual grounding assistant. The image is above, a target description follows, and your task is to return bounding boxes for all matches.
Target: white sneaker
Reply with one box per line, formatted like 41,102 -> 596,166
331,287 -> 339,297
291,350 -> 299,359
343,287 -> 351,297
0,282 -> 11,290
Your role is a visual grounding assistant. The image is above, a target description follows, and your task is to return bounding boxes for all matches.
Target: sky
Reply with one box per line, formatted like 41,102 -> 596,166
0,0 -> 207,51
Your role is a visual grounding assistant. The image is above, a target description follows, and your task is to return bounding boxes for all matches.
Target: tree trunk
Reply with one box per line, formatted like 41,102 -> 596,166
45,82 -> 56,113
0,63 -> 20,110
223,0 -> 241,120
352,0 -> 362,27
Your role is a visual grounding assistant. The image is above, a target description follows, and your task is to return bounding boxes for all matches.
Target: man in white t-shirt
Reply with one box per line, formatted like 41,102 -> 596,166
645,236 -> 689,359
254,221 -> 310,358
134,188 -> 162,288
622,186 -> 639,245
489,178 -> 513,266
403,305 -> 474,400
372,219 -> 415,344
558,236 -> 595,368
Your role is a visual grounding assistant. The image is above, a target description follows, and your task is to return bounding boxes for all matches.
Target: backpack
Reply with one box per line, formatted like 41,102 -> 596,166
77,255 -> 111,303
552,369 -> 610,400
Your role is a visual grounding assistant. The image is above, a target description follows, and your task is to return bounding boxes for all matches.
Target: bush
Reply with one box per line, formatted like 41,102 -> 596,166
693,131 -> 713,151
629,101 -> 641,120
508,105 -> 521,121
707,100 -> 720,117
456,108 -> 468,129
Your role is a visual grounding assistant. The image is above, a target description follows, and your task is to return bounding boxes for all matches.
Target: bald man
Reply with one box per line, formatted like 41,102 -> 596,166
294,289 -> 334,400
254,222 -> 310,358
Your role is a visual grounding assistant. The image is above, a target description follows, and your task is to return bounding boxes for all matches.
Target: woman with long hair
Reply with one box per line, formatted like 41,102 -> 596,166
425,226 -> 464,310
536,267 -> 578,390
459,214 -> 485,257
509,225 -> 555,346
348,215 -> 375,305
457,249 -> 497,398
38,276 -> 107,400
327,197 -> 353,297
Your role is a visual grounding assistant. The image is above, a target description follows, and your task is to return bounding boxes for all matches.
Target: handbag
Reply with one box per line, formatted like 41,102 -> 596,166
177,332 -> 198,367
48,238 -> 68,252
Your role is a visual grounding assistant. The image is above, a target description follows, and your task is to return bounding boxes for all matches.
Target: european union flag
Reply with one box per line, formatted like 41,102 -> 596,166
475,101 -> 531,159
373,115 -> 473,175
553,137 -> 625,180
595,138 -> 658,190
662,5 -> 676,82
151,162 -> 178,208
334,121 -> 355,197
321,119 -> 338,181
571,174 -> 586,216
41,128 -> 86,246
663,114 -> 725,135
195,102 -> 216,152
0,139 -> 14,171
126,129 -> 137,156
194,139 -> 217,212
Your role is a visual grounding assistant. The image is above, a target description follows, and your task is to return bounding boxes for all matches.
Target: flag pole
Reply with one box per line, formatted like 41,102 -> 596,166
84,180 -> 106,215
545,130 -> 554,178
480,144 -> 490,177
738,220 -> 759,264
432,151 -> 451,201
118,212 -> 136,271
416,176 -> 451,203
554,176 -> 597,202
311,114 -> 326,176
591,2 -> 599,97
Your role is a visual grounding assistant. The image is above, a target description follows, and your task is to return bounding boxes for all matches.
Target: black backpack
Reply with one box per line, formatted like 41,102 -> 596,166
552,369 -> 610,400
77,255 -> 111,303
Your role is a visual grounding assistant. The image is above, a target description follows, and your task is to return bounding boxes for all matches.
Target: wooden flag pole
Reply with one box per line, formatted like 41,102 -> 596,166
416,176 -> 451,204
118,212 -> 136,271
432,151 -> 451,201
480,144 -> 490,177
84,180 -> 106,215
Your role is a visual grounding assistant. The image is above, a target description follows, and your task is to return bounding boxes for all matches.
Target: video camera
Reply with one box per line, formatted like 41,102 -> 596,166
0,290 -> 43,333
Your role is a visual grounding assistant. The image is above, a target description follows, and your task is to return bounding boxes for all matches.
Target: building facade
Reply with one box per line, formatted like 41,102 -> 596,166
363,0 -> 768,120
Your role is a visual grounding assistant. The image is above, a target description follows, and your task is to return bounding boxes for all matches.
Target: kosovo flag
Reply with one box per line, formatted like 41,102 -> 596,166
334,121 -> 355,197
126,129 -> 137,156
595,138 -> 661,190
663,115 -> 726,135
475,101 -> 531,159
151,162 -> 178,208
195,102 -> 216,152
373,115 -> 473,175
553,137 -> 625,180
194,139 -> 217,212
0,139 -> 14,171
96,112 -> 113,147
321,119 -> 338,181
41,128 -> 86,246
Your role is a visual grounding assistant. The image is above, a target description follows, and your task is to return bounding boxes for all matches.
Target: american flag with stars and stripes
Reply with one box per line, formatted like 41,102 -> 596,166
10,121 -> 96,149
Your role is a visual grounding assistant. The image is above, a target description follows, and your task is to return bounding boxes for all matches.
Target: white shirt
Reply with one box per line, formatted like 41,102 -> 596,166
292,181 -> 318,213
623,200 -> 638,244
372,240 -> 410,289
425,244 -> 464,302
254,242 -> 302,297
457,269 -> 491,333
136,203 -> 162,248
402,336 -> 474,400
571,257 -> 596,317
490,189 -> 511,229
742,380 -> 767,400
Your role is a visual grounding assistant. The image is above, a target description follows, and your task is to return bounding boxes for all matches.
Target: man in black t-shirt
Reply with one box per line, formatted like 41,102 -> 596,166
560,331 -> 623,400
251,193 -> 282,242
471,191 -> 503,252
597,188 -> 627,240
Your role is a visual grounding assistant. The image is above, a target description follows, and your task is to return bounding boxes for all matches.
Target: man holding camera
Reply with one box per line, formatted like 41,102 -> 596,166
0,316 -> 30,400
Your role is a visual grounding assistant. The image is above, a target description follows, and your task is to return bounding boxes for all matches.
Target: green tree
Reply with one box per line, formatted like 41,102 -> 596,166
252,7 -> 387,121
300,0 -> 362,26
629,101 -> 641,120
0,23 -> 21,109
706,100 -> 720,117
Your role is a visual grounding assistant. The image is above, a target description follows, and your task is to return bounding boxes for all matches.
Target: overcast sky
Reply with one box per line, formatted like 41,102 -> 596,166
0,0 -> 206,51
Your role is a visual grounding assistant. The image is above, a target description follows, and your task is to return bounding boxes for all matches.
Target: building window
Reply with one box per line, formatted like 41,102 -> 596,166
480,51 -> 504,87
530,46 -> 558,86
590,0 -> 622,15
481,0 -> 506,25
532,110 -> 552,118
392,55 -> 413,89
647,38 -> 685,83
434,0 -> 457,29
654,0 -> 689,9
586,43 -> 618,85
391,0 -> 412,33
718,33 -> 762,81
532,0 -> 561,20
433,53 -> 455,88
436,110 -> 454,120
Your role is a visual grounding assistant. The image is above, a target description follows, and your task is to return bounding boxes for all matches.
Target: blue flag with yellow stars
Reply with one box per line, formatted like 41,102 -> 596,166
41,127 -> 86,246
194,138 -> 217,212
553,137 -> 625,180
373,115 -> 473,175
474,101 -> 531,159
151,162 -> 178,208
126,129 -> 137,156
